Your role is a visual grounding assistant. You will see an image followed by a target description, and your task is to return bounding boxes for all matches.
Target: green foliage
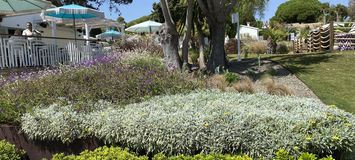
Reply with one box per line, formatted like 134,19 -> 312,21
274,149 -> 334,160
0,100 -> 21,124
52,146 -> 148,160
153,153 -> 252,160
150,0 -> 185,25
273,0 -> 322,23
126,16 -> 151,28
189,49 -> 199,64
275,149 -> 294,160
276,42 -> 290,54
0,140 -> 25,160
261,28 -> 286,42
298,152 -> 317,160
223,70 -> 240,84
22,91 -> 355,158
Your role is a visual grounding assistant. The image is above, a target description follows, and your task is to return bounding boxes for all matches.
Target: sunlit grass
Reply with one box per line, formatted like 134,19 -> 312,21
268,51 -> 355,113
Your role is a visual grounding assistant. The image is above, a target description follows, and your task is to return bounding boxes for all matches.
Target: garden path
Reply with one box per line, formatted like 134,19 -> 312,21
229,59 -> 321,101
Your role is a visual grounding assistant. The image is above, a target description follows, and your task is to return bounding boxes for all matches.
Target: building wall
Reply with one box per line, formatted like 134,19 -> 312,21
237,26 -> 259,40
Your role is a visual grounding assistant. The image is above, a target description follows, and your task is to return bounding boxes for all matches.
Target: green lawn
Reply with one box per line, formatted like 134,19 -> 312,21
267,51 -> 355,113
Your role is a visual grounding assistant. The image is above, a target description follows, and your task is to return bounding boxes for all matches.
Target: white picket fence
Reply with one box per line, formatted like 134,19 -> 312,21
0,35 -> 107,68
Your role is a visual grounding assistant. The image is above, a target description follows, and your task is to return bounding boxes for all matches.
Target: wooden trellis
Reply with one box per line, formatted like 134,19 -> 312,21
306,25 -> 331,52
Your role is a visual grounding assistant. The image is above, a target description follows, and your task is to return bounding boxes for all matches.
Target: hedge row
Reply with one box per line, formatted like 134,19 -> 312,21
21,91 -> 355,158
52,146 -> 335,160
0,140 -> 25,160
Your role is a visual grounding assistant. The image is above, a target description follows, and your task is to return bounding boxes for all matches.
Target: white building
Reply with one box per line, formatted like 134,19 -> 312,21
0,12 -> 82,39
236,23 -> 260,40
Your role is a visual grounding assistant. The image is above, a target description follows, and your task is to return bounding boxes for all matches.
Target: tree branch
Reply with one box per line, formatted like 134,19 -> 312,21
160,0 -> 175,28
225,0 -> 237,15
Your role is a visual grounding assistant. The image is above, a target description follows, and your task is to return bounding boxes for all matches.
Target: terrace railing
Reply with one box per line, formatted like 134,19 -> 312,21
0,34 -> 109,68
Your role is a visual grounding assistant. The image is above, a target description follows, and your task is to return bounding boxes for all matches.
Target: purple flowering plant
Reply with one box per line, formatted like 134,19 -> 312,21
0,51 -> 203,124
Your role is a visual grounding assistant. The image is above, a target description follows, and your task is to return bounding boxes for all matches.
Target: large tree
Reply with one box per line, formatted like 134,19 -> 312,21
272,0 -> 322,23
196,0 -> 237,72
159,0 -> 182,71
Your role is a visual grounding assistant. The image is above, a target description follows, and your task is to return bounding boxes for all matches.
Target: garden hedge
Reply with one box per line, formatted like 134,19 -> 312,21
0,140 -> 25,160
52,146 -> 336,160
21,91 -> 355,158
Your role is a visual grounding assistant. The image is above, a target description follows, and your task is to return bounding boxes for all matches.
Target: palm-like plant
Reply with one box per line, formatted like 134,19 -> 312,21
262,28 -> 286,54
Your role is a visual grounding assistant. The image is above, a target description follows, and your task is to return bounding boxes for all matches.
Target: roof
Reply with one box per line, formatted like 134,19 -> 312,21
240,25 -> 260,31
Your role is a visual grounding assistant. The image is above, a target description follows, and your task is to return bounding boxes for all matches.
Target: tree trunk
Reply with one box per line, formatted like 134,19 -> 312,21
159,0 -> 181,71
207,24 -> 227,72
197,26 -> 206,69
267,37 -> 277,54
196,0 -> 236,72
182,0 -> 194,71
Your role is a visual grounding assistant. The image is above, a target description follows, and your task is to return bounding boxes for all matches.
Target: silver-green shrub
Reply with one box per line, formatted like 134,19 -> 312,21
86,91 -> 355,158
21,91 -> 355,158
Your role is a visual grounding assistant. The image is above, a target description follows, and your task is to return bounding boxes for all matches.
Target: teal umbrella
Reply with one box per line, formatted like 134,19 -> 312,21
99,30 -> 122,40
43,4 -> 104,41
0,0 -> 52,14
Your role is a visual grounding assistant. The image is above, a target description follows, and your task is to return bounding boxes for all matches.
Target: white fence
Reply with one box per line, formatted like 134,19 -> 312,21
0,34 -> 107,68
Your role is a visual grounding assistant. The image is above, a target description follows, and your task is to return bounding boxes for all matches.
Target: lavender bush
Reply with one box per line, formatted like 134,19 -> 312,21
0,51 -> 203,124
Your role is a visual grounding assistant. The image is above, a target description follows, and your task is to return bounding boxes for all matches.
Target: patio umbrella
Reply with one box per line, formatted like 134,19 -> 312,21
42,4 -> 104,42
98,30 -> 122,40
0,0 -> 52,14
125,20 -> 162,34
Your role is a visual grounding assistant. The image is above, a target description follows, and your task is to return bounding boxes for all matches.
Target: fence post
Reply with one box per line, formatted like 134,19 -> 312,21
329,20 -> 334,52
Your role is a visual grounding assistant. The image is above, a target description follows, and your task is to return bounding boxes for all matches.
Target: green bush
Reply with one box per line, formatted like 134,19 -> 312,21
52,146 -> 148,160
0,100 -> 21,124
22,91 -> 355,158
189,49 -> 199,64
52,147 -> 335,160
0,140 -> 25,160
153,153 -> 252,160
223,71 -> 240,84
274,149 -> 334,160
276,42 -> 290,54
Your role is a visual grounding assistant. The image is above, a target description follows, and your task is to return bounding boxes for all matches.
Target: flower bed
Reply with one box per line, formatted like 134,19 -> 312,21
0,51 -> 202,124
21,91 -> 355,159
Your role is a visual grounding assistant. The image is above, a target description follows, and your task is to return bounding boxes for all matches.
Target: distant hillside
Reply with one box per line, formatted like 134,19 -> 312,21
126,15 -> 151,27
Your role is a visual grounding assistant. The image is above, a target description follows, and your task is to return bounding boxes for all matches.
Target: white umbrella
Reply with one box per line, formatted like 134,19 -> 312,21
0,0 -> 52,15
125,20 -> 162,33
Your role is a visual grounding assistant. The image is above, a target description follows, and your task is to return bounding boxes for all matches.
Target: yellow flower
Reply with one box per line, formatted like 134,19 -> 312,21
331,135 -> 341,142
204,123 -> 209,127
305,136 -> 312,141
329,105 -> 337,109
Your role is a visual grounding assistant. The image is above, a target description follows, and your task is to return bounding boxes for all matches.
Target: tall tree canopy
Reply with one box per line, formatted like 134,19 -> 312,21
272,0 -> 322,23
320,3 -> 348,22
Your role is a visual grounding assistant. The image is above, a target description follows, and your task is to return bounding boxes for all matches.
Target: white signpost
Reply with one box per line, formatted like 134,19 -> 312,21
232,13 -> 241,62
290,33 -> 295,41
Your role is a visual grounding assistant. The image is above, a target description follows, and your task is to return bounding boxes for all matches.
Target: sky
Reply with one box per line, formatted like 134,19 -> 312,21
99,0 -> 349,22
